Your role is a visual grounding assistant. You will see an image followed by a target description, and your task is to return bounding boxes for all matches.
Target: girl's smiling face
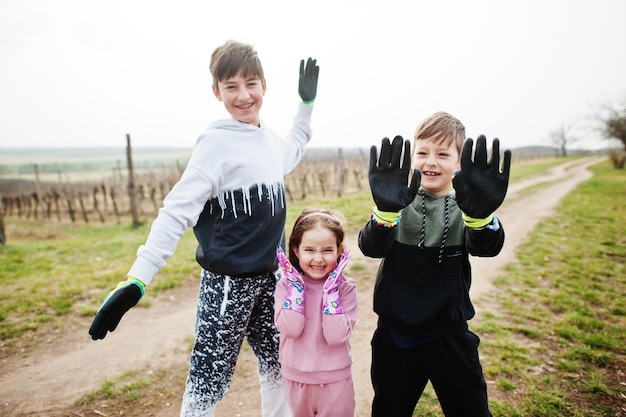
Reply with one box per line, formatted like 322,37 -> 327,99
412,137 -> 460,196
293,225 -> 340,281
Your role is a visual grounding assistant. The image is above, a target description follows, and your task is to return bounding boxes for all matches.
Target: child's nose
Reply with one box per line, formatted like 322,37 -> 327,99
238,88 -> 251,100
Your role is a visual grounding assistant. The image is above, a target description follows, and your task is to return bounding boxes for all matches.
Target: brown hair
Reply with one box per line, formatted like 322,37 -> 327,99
209,40 -> 265,89
414,111 -> 466,153
288,208 -> 346,272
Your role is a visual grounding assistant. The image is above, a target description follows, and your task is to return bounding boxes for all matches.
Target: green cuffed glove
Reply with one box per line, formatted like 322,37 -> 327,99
372,207 -> 401,228
369,136 -> 421,213
452,135 -> 511,219
298,57 -> 319,104
462,213 -> 500,231
89,277 -> 145,340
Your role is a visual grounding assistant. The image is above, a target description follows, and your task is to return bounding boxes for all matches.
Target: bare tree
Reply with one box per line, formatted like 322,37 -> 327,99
549,122 -> 577,157
596,96 -> 626,151
591,94 -> 626,168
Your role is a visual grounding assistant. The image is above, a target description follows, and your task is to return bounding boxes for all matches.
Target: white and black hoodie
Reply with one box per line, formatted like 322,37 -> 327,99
128,103 -> 313,285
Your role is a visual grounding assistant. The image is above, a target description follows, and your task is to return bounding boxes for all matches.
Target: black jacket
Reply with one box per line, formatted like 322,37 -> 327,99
358,191 -> 505,337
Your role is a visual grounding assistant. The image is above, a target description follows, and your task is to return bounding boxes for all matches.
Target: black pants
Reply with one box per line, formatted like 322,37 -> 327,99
371,327 -> 492,417
181,270 -> 287,416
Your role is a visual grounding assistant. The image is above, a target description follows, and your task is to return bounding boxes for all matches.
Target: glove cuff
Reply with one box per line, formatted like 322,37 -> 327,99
122,277 -> 146,298
302,99 -> 315,105
462,213 -> 497,230
372,207 -> 401,228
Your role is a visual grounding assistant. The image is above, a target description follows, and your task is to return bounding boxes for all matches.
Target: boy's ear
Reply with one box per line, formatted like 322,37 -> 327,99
212,84 -> 222,101
262,79 -> 267,95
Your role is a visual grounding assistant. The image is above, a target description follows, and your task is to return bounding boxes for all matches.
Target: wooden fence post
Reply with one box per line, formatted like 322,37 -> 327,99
336,148 -> 344,197
77,191 -> 89,223
110,187 -> 121,224
126,133 -> 140,228
66,192 -> 76,223
0,194 -> 5,246
93,186 -> 105,223
33,164 -> 44,220
52,189 -> 61,221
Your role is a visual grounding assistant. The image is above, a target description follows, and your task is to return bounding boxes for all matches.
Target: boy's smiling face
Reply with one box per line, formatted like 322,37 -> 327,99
412,137 -> 461,196
213,70 -> 266,127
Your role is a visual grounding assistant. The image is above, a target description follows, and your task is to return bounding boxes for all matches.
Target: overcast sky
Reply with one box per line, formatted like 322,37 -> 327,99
1,0 -> 625,151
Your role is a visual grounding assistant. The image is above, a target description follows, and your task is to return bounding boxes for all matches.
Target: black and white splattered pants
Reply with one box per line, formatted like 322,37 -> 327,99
180,269 -> 290,417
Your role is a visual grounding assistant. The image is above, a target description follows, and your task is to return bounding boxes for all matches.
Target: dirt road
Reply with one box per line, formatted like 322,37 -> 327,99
0,155 -> 605,416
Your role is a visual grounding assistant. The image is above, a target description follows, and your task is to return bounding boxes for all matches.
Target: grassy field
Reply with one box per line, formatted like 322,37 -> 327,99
1,156 -> 624,416
484,160 -> 625,416
411,159 -> 626,416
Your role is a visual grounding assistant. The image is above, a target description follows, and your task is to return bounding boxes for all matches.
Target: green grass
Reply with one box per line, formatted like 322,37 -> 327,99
475,160 -> 626,416
77,370 -> 150,403
0,218 -> 199,342
285,190 -> 373,235
507,155 -> 581,182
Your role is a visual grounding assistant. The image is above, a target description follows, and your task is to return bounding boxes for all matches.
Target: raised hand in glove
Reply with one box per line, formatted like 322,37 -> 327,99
452,135 -> 512,219
89,277 -> 145,340
322,249 -> 351,315
369,136 -> 421,213
276,246 -> 305,314
298,57 -> 319,104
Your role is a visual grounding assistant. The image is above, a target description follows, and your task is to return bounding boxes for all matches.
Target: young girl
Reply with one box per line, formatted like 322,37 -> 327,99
275,208 -> 358,417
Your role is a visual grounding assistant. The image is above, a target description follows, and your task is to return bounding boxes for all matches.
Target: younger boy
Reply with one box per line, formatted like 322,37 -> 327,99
358,111 -> 511,416
89,40 -> 319,417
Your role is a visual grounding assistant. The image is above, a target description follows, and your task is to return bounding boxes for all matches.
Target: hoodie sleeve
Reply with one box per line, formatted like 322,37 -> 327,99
358,219 -> 397,258
127,144 -> 219,285
283,102 -> 314,174
465,216 -> 505,257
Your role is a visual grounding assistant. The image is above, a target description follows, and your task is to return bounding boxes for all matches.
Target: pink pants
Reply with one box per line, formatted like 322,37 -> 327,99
283,377 -> 355,417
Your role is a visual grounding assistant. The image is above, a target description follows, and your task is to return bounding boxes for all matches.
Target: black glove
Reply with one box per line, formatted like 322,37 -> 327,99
298,57 -> 319,103
89,278 -> 144,340
452,135 -> 512,218
368,136 -> 421,212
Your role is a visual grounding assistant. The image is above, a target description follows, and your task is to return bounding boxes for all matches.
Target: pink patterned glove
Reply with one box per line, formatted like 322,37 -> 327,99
322,249 -> 351,315
276,246 -> 305,314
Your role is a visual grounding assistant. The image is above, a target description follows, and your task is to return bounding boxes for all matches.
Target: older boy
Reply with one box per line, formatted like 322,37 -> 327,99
89,40 -> 319,417
359,111 -> 511,416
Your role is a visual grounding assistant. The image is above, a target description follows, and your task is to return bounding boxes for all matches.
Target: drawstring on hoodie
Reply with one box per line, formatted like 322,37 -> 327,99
417,191 -> 450,263
418,191 -> 426,249
439,195 -> 450,263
